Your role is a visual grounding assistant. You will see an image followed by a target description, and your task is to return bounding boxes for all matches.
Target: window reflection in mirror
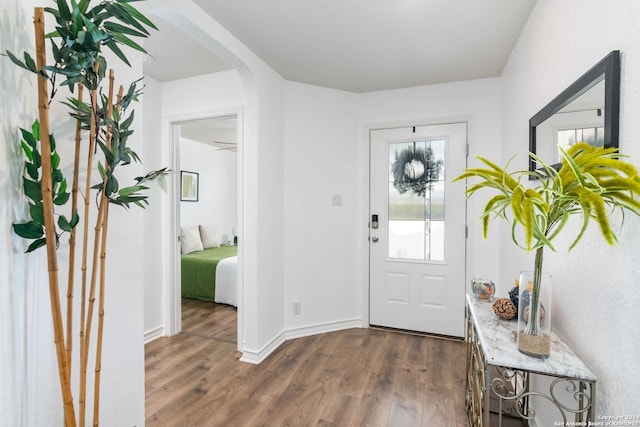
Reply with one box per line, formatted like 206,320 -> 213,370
536,80 -> 605,165
529,51 -> 620,177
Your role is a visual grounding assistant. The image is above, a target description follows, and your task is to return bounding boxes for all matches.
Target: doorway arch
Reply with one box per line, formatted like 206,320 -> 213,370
145,4 -> 254,357
145,0 -> 288,363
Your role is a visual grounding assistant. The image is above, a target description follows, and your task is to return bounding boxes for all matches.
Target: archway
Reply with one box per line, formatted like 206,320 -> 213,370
142,2 -> 256,356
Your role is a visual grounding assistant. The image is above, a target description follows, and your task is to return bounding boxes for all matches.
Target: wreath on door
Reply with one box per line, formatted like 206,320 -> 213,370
391,144 -> 442,198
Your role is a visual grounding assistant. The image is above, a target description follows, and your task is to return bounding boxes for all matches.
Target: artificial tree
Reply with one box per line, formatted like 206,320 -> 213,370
6,1 -> 167,425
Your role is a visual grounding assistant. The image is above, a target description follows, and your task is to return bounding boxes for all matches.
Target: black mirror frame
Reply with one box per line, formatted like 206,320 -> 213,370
529,50 -> 621,176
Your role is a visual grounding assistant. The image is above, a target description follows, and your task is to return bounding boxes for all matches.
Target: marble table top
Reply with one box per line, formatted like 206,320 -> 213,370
467,295 -> 596,381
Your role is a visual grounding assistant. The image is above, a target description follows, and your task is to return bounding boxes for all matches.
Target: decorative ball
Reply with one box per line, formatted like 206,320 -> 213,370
522,304 -> 546,325
492,298 -> 516,320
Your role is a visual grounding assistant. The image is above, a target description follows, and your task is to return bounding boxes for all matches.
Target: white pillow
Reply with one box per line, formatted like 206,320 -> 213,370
199,224 -> 220,248
181,226 -> 203,254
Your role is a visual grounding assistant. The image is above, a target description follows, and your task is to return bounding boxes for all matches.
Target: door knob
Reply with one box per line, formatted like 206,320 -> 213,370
371,236 -> 379,243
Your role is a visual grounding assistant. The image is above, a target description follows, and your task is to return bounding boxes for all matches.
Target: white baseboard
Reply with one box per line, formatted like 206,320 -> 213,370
284,318 -> 364,341
239,318 -> 364,364
239,332 -> 286,364
144,326 -> 165,344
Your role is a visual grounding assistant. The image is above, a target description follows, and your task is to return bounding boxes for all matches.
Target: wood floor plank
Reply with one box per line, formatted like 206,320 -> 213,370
311,393 -> 359,426
145,335 -> 215,392
388,360 -> 421,425
145,299 -> 468,426
146,342 -> 236,421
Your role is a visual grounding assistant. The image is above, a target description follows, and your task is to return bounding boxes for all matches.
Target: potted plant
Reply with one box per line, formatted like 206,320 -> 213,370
455,143 -> 640,357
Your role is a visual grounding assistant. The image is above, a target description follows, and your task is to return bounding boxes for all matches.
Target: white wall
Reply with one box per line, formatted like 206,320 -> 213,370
502,0 -> 640,417
1,3 -> 48,424
283,82 -> 361,331
180,137 -> 236,243
162,72 -> 246,115
280,78 -> 502,336
142,75 -> 166,341
147,72 -> 504,344
1,1 -> 147,425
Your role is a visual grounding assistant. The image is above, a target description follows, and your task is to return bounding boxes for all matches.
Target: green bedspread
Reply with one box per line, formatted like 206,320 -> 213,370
181,246 -> 238,302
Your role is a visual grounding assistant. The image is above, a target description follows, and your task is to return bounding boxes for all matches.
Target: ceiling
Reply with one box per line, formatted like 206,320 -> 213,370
141,15 -> 234,82
179,116 -> 238,149
143,0 -> 536,93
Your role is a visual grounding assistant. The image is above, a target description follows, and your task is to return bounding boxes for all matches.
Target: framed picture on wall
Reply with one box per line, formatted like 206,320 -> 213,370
180,171 -> 199,202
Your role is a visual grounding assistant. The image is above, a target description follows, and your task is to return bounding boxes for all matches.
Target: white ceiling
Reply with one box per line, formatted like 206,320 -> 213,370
142,15 -> 234,82
180,116 -> 238,149
143,0 -> 536,93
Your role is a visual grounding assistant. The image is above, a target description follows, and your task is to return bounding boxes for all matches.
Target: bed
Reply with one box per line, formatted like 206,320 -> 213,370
181,246 -> 238,306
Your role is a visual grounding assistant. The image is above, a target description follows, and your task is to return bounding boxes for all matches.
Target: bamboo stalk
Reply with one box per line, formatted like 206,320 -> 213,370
66,83 -> 84,371
93,199 -> 109,427
34,8 -> 77,427
80,197 -> 105,426
79,63 -> 100,427
92,71 -> 120,427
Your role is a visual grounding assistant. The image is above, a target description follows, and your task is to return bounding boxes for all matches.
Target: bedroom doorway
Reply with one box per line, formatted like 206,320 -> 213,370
172,112 -> 242,349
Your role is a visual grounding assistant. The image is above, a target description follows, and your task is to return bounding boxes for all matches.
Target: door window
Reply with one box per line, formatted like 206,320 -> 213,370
388,139 -> 446,261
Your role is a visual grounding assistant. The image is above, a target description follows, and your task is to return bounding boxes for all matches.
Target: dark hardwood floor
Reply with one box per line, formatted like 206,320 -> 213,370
145,299 -> 468,426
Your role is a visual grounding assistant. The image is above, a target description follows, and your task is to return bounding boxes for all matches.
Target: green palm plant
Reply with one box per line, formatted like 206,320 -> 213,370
455,142 -> 640,355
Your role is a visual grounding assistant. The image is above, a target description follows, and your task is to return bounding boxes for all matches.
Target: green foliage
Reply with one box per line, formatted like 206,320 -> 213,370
12,120 -> 80,253
62,77 -> 171,209
112,166 -> 170,209
4,0 -> 157,92
8,0 -> 166,253
454,143 -> 640,252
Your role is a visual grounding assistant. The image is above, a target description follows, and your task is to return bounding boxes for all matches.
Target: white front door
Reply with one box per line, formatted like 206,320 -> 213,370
369,123 -> 467,337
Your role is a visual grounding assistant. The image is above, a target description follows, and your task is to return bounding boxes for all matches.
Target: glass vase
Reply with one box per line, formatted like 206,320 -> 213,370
471,278 -> 495,301
517,271 -> 552,358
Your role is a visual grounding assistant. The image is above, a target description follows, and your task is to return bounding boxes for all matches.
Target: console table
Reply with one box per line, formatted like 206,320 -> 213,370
465,295 -> 596,426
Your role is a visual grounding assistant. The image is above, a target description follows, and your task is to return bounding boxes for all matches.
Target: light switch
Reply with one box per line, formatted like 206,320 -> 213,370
331,194 -> 343,206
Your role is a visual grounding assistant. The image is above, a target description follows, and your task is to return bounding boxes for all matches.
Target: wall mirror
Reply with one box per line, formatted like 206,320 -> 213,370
529,50 -> 620,177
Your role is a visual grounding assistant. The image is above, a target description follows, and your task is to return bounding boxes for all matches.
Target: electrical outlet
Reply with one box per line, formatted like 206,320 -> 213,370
293,301 -> 301,316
